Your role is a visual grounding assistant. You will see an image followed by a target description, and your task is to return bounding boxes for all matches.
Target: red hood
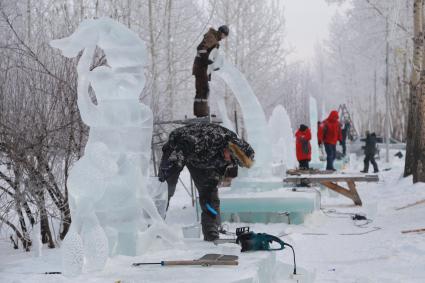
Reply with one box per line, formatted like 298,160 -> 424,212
327,110 -> 339,122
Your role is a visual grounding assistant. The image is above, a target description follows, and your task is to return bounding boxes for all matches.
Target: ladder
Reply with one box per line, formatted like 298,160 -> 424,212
338,104 -> 358,140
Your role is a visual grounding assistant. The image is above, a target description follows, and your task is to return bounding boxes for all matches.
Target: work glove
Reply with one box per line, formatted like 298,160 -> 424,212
158,168 -> 167,182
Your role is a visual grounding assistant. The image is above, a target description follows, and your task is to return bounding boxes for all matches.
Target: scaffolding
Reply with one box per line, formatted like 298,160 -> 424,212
338,103 -> 358,141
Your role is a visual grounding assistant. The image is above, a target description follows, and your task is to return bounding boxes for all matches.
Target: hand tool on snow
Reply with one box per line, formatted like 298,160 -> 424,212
395,198 -> 425,210
132,253 -> 238,267
401,228 -> 425,234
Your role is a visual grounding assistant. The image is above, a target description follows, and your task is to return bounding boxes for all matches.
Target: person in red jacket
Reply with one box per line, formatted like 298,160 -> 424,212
295,124 -> 312,170
318,110 -> 342,171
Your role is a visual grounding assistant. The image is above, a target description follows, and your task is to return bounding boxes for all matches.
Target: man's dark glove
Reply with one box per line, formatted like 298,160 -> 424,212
158,169 -> 166,182
213,67 -> 220,71
207,59 -> 214,65
208,73 -> 211,81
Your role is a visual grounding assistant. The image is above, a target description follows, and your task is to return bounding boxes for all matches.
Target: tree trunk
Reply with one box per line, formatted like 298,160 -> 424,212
0,215 -> 31,251
404,0 -> 423,177
36,188 -> 55,248
148,0 -> 159,115
166,0 -> 174,120
414,24 -> 425,182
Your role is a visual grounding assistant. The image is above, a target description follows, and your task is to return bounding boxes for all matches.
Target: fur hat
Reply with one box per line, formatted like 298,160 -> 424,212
228,142 -> 254,168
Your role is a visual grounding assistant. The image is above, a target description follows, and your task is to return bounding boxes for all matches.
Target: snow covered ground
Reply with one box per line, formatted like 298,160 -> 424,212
1,151 -> 425,282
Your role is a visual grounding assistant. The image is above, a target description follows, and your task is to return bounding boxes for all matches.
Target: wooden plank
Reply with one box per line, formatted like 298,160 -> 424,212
346,180 -> 363,206
283,175 -> 379,183
395,198 -> 425,210
401,228 -> 425,234
286,169 -> 334,175
320,181 -> 362,206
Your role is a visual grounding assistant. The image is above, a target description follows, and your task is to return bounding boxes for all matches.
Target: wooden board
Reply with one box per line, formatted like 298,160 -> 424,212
283,174 -> 379,183
283,173 -> 379,206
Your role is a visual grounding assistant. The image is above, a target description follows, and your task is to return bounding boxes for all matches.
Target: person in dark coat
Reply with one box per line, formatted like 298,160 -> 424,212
158,123 -> 254,241
340,120 -> 351,156
192,25 -> 229,117
295,124 -> 312,170
318,111 -> 343,171
360,131 -> 379,173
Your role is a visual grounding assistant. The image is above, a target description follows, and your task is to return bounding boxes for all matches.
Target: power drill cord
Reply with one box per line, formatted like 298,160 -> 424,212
283,242 -> 297,275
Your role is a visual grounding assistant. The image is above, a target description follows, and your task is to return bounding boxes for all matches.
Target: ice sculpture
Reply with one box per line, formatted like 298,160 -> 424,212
50,18 -> 177,276
268,105 -> 296,169
309,97 -> 320,163
216,94 -> 236,132
209,49 -> 272,178
210,51 -> 320,222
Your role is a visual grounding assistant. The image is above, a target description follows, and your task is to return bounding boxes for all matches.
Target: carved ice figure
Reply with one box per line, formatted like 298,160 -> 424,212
309,97 -> 320,162
214,88 -> 236,132
268,105 -> 296,169
51,18 -> 177,277
208,49 -> 273,178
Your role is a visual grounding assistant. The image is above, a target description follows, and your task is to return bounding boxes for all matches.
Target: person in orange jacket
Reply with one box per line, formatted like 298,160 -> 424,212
295,124 -> 312,170
318,111 -> 342,171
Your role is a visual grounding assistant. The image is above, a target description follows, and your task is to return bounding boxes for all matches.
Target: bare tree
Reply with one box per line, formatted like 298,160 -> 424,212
405,0 -> 423,179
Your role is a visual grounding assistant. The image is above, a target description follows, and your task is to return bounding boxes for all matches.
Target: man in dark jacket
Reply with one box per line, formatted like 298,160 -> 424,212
192,25 -> 229,117
318,111 -> 343,171
340,120 -> 351,156
158,123 -> 254,241
361,131 -> 379,173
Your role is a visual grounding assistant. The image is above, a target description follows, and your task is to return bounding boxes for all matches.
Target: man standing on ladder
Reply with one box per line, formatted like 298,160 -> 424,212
192,25 -> 229,117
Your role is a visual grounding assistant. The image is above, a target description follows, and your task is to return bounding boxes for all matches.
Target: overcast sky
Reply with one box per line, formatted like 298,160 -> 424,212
282,0 -> 347,62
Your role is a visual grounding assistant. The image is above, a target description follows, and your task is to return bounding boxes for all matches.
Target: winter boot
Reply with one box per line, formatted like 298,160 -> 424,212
361,162 -> 369,173
203,228 -> 219,241
194,99 -> 209,117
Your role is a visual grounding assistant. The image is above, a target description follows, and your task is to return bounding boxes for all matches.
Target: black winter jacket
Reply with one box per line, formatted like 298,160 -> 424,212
158,123 -> 254,182
363,133 -> 377,156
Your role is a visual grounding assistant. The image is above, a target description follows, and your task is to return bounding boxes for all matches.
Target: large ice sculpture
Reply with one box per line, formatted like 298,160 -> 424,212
209,49 -> 273,178
216,95 -> 236,132
208,51 -> 320,224
309,97 -> 320,163
268,105 -> 296,169
51,18 -> 176,276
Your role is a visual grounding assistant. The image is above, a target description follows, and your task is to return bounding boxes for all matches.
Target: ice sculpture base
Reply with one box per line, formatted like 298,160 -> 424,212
219,187 -> 320,224
3,239 -> 314,283
230,177 -> 284,193
124,240 -> 314,283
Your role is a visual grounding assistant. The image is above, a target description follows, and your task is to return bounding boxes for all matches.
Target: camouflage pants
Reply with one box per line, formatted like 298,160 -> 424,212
187,165 -> 221,240
166,165 -> 221,240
